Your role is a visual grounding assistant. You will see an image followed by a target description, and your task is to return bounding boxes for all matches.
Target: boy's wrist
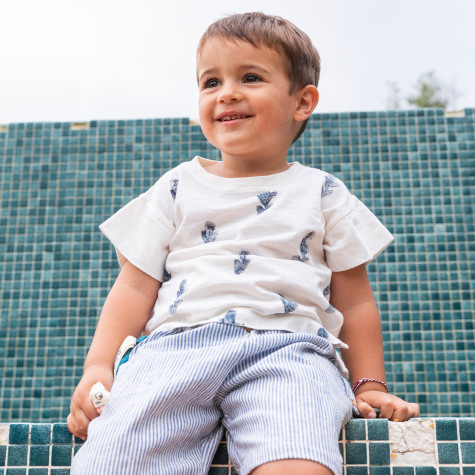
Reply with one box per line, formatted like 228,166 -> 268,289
83,361 -> 114,376
352,378 -> 389,396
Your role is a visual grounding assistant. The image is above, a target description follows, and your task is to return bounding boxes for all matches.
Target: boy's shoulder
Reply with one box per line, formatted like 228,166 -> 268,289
300,163 -> 328,176
153,158 -> 196,185
295,163 -> 346,186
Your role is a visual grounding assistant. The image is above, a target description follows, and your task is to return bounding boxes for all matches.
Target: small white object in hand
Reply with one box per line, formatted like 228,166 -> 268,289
89,382 -> 111,408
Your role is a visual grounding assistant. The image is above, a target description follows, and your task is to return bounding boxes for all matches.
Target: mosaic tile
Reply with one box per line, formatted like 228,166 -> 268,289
29,445 -> 50,466
346,419 -> 367,441
392,468 -> 415,475
346,468 -> 369,475
211,444 -> 228,465
415,468 -> 437,475
369,443 -> 390,464
436,419 -> 459,440
7,445 -> 28,466
369,467 -> 390,475
0,445 -> 6,466
459,419 -> 475,440
439,468 -> 461,475
51,445 -> 72,466
346,442 -> 367,464
461,442 -> 475,463
8,425 -> 29,445
367,420 -> 389,441
52,424 -> 72,444
208,468 -> 230,475
1,110 -> 474,423
73,436 -> 84,445
30,424 -> 51,444
438,443 -> 460,464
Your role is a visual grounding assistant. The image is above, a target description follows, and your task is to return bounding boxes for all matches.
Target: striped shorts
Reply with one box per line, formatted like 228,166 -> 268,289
71,323 -> 355,475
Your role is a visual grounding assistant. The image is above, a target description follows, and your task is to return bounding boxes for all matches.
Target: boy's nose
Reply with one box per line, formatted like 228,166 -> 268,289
218,83 -> 242,103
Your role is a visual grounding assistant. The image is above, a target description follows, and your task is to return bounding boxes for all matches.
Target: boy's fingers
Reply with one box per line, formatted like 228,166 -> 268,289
356,392 -> 421,422
67,412 -> 89,440
356,399 -> 379,419
386,404 -> 408,422
66,413 -> 75,435
71,396 -> 96,423
83,398 -> 100,421
69,397 -> 99,438
379,399 -> 401,420
408,402 -> 420,418
383,401 -> 420,422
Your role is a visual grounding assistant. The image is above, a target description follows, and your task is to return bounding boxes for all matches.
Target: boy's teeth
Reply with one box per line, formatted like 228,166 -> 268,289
221,115 -> 246,121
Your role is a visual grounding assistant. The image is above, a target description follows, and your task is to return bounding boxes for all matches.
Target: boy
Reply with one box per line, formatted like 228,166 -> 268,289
69,12 -> 419,475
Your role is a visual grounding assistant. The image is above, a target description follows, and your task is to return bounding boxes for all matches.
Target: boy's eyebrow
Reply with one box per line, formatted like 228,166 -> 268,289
198,64 -> 272,81
241,64 -> 272,75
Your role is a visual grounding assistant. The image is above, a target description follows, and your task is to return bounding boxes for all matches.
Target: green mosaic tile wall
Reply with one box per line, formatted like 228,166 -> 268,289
1,418 -> 475,473
0,109 -> 474,422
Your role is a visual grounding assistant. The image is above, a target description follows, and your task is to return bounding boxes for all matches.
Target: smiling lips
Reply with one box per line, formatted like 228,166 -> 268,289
216,113 -> 251,122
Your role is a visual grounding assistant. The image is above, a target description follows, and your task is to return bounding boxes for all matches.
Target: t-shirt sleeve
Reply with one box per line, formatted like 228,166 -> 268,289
99,173 -> 176,282
322,175 -> 394,272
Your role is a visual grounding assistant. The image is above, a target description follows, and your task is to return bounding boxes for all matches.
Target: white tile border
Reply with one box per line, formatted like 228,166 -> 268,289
389,419 -> 436,466
0,425 -> 9,445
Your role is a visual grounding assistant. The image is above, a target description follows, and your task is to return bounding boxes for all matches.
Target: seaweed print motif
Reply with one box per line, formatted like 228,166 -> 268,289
221,310 -> 237,324
169,279 -> 186,315
321,174 -> 339,198
318,327 -> 328,338
234,250 -> 250,275
170,179 -> 179,200
279,294 -> 298,314
256,191 -> 277,214
201,221 -> 218,243
292,232 -> 315,261
323,284 -> 336,313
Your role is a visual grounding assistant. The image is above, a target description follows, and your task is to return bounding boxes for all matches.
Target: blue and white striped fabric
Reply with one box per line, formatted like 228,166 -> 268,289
71,323 -> 354,475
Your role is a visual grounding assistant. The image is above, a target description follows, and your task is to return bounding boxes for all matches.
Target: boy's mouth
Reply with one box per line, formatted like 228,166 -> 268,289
216,113 -> 252,122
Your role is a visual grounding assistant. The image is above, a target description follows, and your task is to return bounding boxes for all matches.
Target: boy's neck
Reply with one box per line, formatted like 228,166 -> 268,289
205,154 -> 291,178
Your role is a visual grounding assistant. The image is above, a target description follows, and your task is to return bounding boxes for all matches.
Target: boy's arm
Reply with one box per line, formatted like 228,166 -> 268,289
331,264 -> 419,421
67,260 -> 161,439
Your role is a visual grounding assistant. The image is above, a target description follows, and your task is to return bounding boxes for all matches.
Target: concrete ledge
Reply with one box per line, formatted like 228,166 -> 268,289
0,418 -> 474,473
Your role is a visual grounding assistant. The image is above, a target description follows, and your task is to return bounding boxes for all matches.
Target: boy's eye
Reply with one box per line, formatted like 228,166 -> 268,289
244,74 -> 262,83
203,78 -> 220,89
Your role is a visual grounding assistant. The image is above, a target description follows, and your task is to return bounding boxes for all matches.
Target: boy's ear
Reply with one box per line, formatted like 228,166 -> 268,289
294,85 -> 319,122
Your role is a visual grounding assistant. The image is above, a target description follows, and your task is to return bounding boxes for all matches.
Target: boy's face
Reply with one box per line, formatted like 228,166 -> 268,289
197,38 -> 305,165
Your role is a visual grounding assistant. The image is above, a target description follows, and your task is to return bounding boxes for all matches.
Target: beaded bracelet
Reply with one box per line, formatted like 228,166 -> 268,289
351,378 -> 389,393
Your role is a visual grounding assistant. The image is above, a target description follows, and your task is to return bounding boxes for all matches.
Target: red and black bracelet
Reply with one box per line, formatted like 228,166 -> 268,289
351,377 -> 389,393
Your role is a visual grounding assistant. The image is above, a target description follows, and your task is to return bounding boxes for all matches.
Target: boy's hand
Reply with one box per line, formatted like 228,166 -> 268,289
355,390 -> 420,421
67,364 -> 114,440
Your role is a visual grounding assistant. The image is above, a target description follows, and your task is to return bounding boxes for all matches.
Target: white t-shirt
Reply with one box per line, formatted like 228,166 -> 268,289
100,156 -> 393,352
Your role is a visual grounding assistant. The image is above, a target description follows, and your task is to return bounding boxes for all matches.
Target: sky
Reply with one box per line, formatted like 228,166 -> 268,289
0,0 -> 474,124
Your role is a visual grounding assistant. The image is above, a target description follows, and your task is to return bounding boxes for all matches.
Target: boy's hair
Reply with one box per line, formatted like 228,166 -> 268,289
197,12 -> 320,144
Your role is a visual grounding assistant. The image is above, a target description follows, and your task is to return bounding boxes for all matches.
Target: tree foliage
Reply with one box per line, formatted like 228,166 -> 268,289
386,71 -> 459,110
407,71 -> 449,108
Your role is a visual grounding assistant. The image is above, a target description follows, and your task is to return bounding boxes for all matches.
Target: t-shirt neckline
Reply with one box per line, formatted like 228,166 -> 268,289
190,156 -> 303,189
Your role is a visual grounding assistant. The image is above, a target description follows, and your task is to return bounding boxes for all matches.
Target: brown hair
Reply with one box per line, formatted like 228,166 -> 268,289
197,12 -> 320,143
